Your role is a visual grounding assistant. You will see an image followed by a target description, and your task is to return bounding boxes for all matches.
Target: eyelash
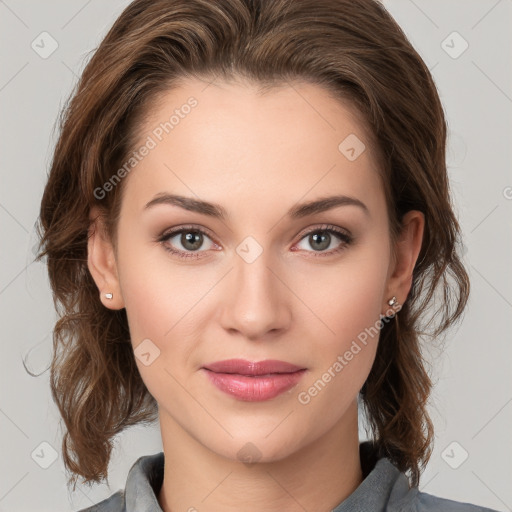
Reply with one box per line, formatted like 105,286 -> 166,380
157,223 -> 353,260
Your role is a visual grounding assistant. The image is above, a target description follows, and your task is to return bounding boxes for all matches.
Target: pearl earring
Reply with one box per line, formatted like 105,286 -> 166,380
105,292 -> 113,300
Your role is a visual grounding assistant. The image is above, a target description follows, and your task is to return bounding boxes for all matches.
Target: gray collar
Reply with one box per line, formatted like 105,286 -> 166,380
121,442 -> 409,512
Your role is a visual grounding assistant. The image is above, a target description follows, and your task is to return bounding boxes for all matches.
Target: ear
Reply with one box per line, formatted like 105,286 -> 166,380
382,210 -> 424,315
87,205 -> 125,310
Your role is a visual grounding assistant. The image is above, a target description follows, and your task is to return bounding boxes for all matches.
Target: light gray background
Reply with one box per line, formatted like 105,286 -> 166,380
0,0 -> 511,511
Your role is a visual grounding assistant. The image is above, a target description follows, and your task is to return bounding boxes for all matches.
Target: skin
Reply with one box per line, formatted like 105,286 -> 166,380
87,77 -> 424,512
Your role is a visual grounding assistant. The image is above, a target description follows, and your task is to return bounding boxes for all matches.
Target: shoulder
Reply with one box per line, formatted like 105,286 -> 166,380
356,443 -> 499,512
391,486 -> 499,512
74,451 -> 164,512
75,489 -> 125,512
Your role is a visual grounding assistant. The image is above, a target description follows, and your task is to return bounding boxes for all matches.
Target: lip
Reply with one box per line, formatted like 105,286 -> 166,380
202,359 -> 306,401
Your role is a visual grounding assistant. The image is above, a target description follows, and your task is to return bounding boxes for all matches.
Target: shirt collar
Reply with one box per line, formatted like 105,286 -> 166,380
125,450 -> 164,512
332,441 -> 409,511
123,442 -> 407,512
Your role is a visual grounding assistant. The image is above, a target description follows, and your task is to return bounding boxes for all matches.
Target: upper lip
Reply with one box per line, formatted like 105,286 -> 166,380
202,359 -> 305,375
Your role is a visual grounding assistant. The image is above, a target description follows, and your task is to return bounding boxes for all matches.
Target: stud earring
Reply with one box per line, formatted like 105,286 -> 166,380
387,296 -> 398,307
105,292 -> 113,300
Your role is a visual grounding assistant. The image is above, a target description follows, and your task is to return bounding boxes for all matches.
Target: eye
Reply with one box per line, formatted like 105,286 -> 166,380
293,224 -> 353,257
157,225 -> 218,260
157,223 -> 353,260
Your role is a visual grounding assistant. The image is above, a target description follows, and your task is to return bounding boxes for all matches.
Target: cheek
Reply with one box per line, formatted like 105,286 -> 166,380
294,287 -> 382,430
292,242 -> 388,404
116,231 -> 200,338
117,254 -> 205,406
295,246 -> 388,355
116,239 -> 217,385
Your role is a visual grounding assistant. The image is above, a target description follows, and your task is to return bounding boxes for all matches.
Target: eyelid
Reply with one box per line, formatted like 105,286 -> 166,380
160,223 -> 218,241
296,223 -> 352,240
159,223 -> 351,245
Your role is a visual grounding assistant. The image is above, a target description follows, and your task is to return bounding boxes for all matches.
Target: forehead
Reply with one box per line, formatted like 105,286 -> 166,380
121,77 -> 385,218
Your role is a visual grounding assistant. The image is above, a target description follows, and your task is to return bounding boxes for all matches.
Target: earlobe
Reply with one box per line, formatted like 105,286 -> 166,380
87,206 -> 125,310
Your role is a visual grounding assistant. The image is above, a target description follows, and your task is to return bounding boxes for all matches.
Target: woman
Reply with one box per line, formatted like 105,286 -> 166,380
35,0 -> 499,510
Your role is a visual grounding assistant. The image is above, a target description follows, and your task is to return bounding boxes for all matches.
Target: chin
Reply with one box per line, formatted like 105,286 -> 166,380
207,424 -> 309,465
218,438 -> 297,466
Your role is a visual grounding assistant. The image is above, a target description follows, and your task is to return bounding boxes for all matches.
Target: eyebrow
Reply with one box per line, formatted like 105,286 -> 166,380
144,193 -> 369,219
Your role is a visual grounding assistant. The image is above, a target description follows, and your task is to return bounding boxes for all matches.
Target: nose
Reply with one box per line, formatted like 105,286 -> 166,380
218,245 -> 292,341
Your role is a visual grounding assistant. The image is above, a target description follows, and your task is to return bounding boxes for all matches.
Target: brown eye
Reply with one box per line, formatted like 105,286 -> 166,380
177,230 -> 204,251
308,231 -> 331,251
158,226 -> 217,260
294,225 -> 353,257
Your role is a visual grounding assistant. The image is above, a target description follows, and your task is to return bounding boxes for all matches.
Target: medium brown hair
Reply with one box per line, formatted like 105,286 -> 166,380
35,0 -> 470,490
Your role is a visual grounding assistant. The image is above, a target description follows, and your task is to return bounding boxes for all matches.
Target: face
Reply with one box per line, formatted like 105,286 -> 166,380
89,77 -> 421,464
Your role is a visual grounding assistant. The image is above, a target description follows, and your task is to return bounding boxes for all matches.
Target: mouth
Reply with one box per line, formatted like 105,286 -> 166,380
201,359 -> 307,401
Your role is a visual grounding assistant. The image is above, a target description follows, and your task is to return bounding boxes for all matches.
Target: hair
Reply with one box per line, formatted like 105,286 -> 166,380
34,0 -> 470,491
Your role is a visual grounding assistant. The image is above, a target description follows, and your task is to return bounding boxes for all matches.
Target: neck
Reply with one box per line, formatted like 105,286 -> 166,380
157,403 -> 363,512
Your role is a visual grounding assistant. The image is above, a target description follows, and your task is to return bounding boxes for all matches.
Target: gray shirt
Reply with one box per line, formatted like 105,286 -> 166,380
77,443 -> 498,511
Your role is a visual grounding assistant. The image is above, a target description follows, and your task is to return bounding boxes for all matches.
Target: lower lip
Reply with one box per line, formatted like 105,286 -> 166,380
202,369 -> 306,401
